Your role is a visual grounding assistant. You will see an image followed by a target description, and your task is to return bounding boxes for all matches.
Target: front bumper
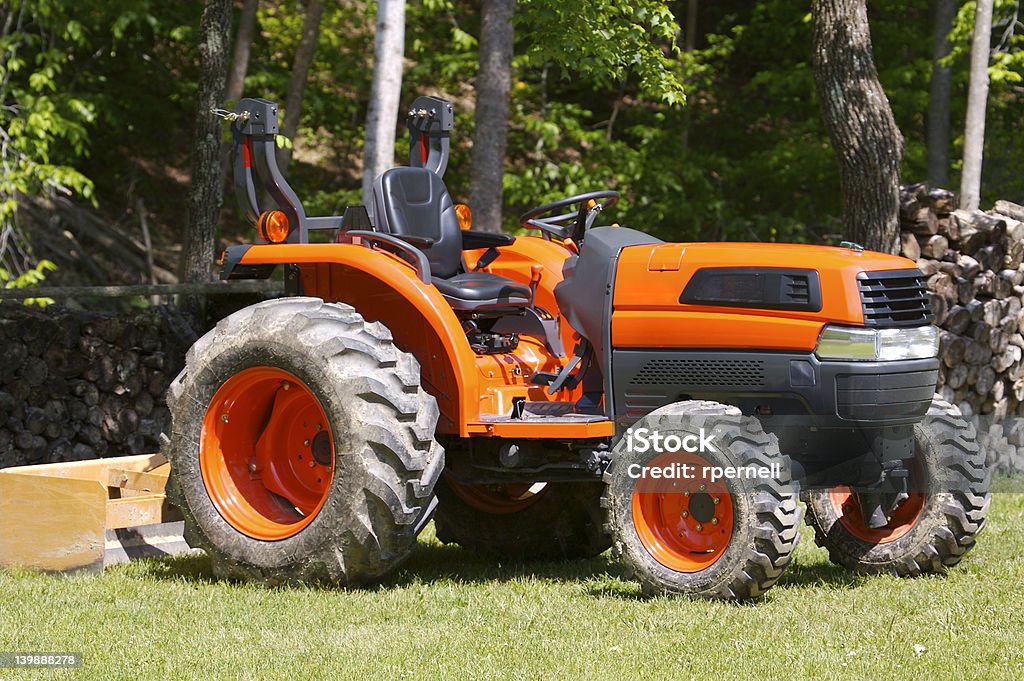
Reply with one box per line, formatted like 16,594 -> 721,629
613,349 -> 938,427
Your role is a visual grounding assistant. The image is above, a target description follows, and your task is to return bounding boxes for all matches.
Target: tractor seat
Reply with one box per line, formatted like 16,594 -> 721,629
431,272 -> 530,310
373,166 -> 530,313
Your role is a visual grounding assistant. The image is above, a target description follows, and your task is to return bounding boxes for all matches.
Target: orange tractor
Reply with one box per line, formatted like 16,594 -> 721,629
165,97 -> 989,599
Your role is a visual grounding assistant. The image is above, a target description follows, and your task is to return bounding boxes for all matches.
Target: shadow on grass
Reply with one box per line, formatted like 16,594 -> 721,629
134,539 -> 875,601
133,552 -> 219,584
775,557 -> 865,589
134,541 -> 622,590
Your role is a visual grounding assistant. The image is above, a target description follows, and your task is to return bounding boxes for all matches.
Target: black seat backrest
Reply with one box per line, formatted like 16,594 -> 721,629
372,167 -> 462,279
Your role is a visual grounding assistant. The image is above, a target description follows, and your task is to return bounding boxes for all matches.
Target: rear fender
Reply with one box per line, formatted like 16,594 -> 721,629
235,243 -> 476,434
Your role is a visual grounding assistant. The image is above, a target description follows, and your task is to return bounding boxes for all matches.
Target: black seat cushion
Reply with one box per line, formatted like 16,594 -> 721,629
431,272 -> 531,310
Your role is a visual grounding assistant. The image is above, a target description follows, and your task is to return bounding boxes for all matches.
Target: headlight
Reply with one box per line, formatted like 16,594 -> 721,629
815,324 -> 938,361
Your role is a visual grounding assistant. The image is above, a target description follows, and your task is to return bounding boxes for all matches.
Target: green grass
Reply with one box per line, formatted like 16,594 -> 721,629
2,492 -> 1023,681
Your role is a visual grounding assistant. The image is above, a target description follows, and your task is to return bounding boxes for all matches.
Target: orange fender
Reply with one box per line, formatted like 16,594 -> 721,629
237,243 -> 476,434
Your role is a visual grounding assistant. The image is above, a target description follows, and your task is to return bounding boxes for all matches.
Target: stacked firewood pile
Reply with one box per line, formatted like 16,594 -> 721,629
901,184 -> 1024,474
0,303 -> 192,469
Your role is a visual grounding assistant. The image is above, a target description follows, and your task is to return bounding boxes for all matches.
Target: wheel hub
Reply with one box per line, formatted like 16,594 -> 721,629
631,452 -> 735,573
688,492 -> 716,524
311,430 -> 332,466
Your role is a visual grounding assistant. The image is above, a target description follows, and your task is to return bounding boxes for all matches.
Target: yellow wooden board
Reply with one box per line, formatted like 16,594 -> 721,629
0,454 -> 174,573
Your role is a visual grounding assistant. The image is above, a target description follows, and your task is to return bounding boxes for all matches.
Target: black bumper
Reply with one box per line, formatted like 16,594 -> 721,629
613,349 -> 938,427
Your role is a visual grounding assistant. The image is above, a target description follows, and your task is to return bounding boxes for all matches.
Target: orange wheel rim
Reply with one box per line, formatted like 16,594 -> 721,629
631,452 -> 734,573
445,477 -> 547,515
200,367 -> 335,541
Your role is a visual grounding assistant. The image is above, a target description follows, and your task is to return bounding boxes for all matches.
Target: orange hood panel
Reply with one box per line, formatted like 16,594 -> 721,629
613,242 -> 921,352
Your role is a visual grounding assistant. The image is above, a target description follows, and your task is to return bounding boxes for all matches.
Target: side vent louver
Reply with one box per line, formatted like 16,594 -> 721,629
781,273 -> 811,307
629,358 -> 766,387
678,267 -> 822,312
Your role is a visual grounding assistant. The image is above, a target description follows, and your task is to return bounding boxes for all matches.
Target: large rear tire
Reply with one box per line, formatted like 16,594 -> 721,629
602,401 -> 801,600
433,476 -> 610,560
803,397 -> 990,576
165,298 -> 443,586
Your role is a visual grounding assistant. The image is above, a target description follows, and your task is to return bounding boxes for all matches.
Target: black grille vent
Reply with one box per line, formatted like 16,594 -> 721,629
858,269 -> 934,327
781,273 -> 811,307
630,358 -> 765,387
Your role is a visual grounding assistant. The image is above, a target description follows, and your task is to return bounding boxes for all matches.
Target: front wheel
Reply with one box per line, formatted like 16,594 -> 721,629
602,401 -> 801,600
804,397 -> 990,576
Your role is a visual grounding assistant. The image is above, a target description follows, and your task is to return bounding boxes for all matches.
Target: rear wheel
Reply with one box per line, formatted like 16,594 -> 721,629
804,397 -> 990,575
433,476 -> 610,560
165,297 -> 443,586
602,401 -> 801,600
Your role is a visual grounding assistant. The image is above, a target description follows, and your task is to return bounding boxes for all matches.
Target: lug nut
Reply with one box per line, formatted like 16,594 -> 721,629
683,490 -> 690,497
712,518 -> 719,525
248,463 -> 257,473
308,460 -> 315,468
713,497 -> 720,504
304,439 -> 311,446
699,483 -> 706,491
316,424 -> 322,431
696,524 -> 703,531
221,414 -> 229,423
282,381 -> 291,391
681,511 -> 689,518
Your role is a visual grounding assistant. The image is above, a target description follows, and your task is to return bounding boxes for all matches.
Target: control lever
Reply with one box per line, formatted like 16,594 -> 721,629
528,264 -> 544,307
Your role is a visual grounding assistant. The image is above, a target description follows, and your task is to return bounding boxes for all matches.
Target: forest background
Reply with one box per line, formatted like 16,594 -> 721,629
2,0 -> 1022,293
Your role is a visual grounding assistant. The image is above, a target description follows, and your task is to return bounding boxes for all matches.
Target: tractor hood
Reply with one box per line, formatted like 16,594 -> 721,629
611,240 -> 931,353
553,227 -> 932,359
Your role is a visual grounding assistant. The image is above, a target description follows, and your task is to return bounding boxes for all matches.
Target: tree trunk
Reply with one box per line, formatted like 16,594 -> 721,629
361,0 -> 407,209
220,0 -> 260,189
811,0 -> 904,254
469,0 -> 515,233
927,0 -> 956,187
181,0 -> 233,328
225,0 -> 260,103
960,0 -> 994,211
680,0 -> 697,150
277,0 -> 325,171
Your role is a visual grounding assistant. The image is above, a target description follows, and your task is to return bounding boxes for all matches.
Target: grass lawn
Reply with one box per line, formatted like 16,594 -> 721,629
1,488 -> 1022,680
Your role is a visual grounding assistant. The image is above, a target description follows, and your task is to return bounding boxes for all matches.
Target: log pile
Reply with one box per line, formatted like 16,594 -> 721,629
0,303 -> 191,469
901,184 -> 1024,475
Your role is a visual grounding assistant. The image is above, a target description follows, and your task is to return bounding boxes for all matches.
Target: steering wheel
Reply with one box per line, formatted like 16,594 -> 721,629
519,190 -> 619,242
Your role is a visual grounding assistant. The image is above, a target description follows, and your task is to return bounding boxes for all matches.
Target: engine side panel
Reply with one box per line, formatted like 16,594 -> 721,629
613,348 -> 938,426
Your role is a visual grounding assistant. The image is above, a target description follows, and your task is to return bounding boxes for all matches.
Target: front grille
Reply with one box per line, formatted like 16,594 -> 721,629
857,269 -> 934,327
629,358 -> 765,387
